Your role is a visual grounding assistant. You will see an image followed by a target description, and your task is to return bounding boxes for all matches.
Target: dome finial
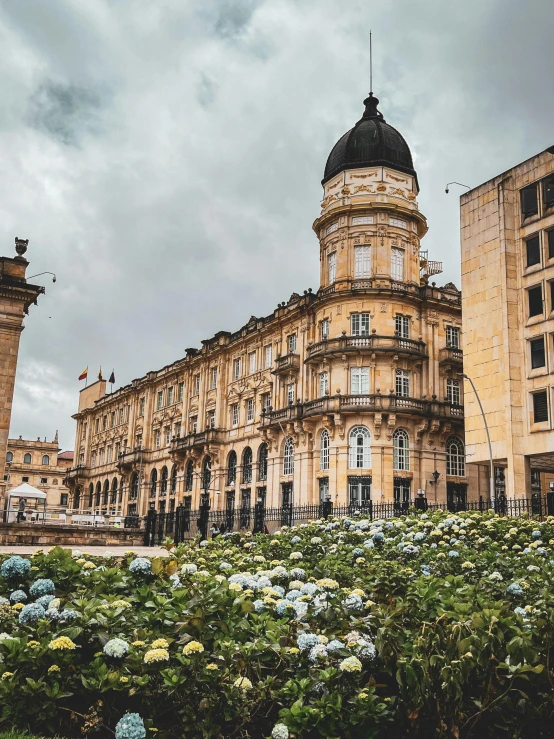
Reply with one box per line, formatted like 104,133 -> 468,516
362,92 -> 383,120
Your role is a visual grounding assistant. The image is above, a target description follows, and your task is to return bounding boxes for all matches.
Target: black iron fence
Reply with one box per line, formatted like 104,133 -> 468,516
142,494 -> 554,546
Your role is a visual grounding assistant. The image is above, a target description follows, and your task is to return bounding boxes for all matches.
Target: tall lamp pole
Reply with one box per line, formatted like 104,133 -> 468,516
459,373 -> 495,507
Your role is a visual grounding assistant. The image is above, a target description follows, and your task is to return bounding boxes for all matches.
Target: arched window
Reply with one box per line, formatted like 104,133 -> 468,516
42,455 -> 50,466
349,426 -> 371,469
6,452 -> 13,463
447,437 -> 465,477
160,466 -> 168,494
170,465 -> 177,495
185,461 -> 194,492
150,468 -> 158,497
283,437 -> 294,476
258,443 -> 268,481
202,456 -> 212,490
130,472 -> 139,500
95,481 -> 102,506
393,429 -> 410,471
320,429 -> 330,471
111,478 -> 118,505
103,479 -> 110,505
227,451 -> 237,486
242,447 -> 252,484
88,483 -> 94,507
74,485 -> 81,509
24,453 -> 32,464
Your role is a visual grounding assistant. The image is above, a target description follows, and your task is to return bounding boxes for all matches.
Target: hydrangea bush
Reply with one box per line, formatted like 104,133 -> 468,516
0,513 -> 554,736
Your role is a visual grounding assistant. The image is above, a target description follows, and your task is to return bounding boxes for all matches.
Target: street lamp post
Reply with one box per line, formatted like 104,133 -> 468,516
459,373 -> 495,508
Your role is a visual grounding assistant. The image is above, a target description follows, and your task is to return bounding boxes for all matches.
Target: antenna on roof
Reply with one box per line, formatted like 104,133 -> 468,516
370,30 -> 373,94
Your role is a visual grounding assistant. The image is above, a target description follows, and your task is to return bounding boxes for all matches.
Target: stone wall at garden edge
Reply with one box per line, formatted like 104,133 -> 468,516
0,522 -> 143,547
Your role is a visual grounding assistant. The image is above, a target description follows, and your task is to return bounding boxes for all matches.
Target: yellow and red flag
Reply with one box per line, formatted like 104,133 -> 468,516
78,367 -> 88,381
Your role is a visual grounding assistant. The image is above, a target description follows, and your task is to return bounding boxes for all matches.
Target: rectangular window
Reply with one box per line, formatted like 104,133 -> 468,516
548,230 -> 554,260
40,477 -> 48,484
352,215 -> 374,225
521,184 -> 539,219
157,390 -> 163,410
262,393 -> 271,412
528,285 -> 544,317
395,369 -> 409,397
207,410 -> 215,429
447,378 -> 461,405
210,367 -> 217,389
191,416 -> 198,434
390,217 -> 407,228
395,314 -> 410,339
287,383 -> 295,404
155,430 -> 161,449
194,375 -> 200,395
231,404 -> 239,427
178,382 -> 184,401
247,398 -> 254,422
22,476 -> 29,483
249,352 -> 256,374
354,245 -> 371,277
139,397 -> 145,417
106,446 -> 112,463
119,408 -> 125,425
526,235 -> 541,267
103,416 -> 107,430
110,412 -> 115,428
543,175 -> 554,210
99,448 -> 105,465
446,326 -> 460,348
391,247 -> 404,281
114,442 -> 120,460
530,337 -> 546,369
326,222 -> 338,234
60,493 -> 68,507
328,251 -> 337,283
135,434 -> 142,449
233,358 -> 241,380
95,419 -> 100,434
351,367 -> 369,395
167,387 -> 174,405
319,371 -> 329,397
164,426 -> 171,445
351,312 -> 370,336
264,345 -> 273,368
533,391 -> 549,423
174,423 -> 181,438
288,334 -> 297,353
321,319 -> 329,339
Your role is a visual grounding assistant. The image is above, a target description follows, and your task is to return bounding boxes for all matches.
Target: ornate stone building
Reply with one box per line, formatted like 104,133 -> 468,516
65,90 -> 478,516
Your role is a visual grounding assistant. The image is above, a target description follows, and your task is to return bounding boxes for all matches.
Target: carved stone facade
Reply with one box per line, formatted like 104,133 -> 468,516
64,92 -> 481,515
4,435 -> 73,507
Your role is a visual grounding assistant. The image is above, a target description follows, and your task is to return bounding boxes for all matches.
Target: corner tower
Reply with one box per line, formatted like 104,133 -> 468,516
313,93 -> 429,290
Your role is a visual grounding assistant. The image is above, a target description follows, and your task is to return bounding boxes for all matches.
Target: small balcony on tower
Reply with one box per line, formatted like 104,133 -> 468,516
170,429 -> 225,457
272,352 -> 300,375
439,346 -> 463,368
63,465 -> 89,487
117,448 -> 151,471
305,333 -> 427,363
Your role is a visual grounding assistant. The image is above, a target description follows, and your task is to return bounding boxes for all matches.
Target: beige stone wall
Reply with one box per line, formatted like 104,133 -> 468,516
4,436 -> 73,508
461,148 -> 554,497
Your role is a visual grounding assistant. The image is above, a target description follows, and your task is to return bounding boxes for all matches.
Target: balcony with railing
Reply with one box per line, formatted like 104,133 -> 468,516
439,346 -> 463,366
63,465 -> 89,486
117,448 -> 151,471
305,334 -> 427,363
272,353 -> 300,375
170,429 -> 225,456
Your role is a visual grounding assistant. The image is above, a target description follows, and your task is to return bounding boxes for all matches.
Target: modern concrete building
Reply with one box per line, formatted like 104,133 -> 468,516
460,146 -> 554,500
64,88 -> 476,517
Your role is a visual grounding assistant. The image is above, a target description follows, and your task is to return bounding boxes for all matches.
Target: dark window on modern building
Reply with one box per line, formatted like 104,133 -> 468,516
533,391 -> 549,423
551,281 -> 554,312
548,230 -> 554,260
521,184 -> 538,219
526,235 -> 540,267
543,175 -> 554,210
528,285 -> 543,317
530,337 -> 546,369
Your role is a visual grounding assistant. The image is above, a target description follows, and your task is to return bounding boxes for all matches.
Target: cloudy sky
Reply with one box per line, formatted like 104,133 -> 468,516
1,0 -> 553,450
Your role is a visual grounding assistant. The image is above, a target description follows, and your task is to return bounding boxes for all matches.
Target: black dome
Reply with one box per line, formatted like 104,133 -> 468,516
323,93 -> 417,186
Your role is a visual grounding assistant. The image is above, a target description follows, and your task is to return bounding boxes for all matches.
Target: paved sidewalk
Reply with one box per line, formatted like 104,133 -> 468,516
0,545 -> 171,557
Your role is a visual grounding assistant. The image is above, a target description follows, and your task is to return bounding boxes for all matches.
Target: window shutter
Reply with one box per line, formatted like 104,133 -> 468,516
533,391 -> 548,423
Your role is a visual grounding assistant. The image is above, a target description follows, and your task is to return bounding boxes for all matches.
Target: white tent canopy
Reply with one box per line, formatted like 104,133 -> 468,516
7,482 -> 47,500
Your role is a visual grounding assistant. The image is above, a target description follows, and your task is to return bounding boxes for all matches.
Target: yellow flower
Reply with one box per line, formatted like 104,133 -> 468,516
229,583 -> 242,593
151,638 -> 169,650
144,648 -> 169,663
288,647 -> 300,654
355,557 -> 366,564
94,652 -> 102,657
119,676 -> 129,683
233,676 -> 253,691
365,600 -> 376,608
49,637 -> 76,651
359,691 -> 368,699
48,665 -> 60,674
132,640 -> 145,647
76,558 -> 86,565
30,566 -> 39,571
206,663 -> 219,670
27,641 -> 40,649
2,672 -> 14,679
83,562 -> 96,570
111,600 -> 131,609
12,603 -> 24,611
351,588 -> 365,597
182,641 -> 204,656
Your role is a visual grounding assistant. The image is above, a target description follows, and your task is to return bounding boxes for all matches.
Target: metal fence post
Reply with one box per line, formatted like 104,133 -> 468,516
198,496 -> 210,542
174,504 -> 185,545
319,498 -> 333,519
144,508 -> 157,547
253,500 -> 265,534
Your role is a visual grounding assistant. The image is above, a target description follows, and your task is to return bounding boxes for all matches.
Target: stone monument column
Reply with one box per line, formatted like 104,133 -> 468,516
0,238 -> 44,501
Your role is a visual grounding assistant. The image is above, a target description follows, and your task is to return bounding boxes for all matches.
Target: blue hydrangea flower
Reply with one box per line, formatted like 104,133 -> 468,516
104,638 -> 130,658
448,550 -> 460,558
402,545 -> 420,557
300,582 -> 319,596
58,609 -> 78,623
532,530 -> 542,539
129,558 -> 151,575
45,608 -> 60,621
29,579 -> 55,598
18,602 -> 45,624
414,532 -> 426,542
219,562 -> 232,571
327,639 -> 345,653
285,589 -> 302,601
372,531 -> 385,544
115,713 -> 146,739
272,585 -> 285,597
514,606 -> 527,616
293,601 -> 308,619
271,723 -> 289,739
352,548 -> 364,556
253,599 -> 265,613
35,594 -> 55,609
288,567 -> 305,580
507,582 -> 523,597
1,556 -> 31,580
0,597 -> 8,606
10,589 -> 27,604
343,593 -> 363,611
276,600 -> 296,616
363,539 -> 375,550
309,644 -> 328,662
297,633 -> 319,651
420,565 -> 431,576
180,563 -> 198,575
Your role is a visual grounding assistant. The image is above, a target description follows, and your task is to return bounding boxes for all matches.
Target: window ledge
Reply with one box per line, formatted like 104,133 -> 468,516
529,367 -> 548,379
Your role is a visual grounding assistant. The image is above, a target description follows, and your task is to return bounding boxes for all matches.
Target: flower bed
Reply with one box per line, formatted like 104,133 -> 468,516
0,512 -> 554,737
